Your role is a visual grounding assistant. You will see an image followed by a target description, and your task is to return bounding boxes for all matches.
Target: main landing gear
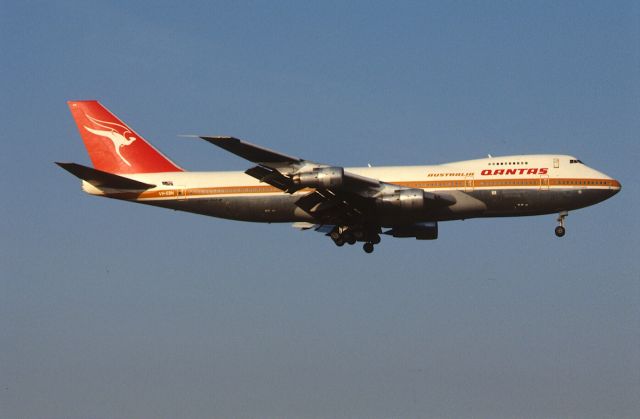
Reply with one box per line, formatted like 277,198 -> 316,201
330,226 -> 381,253
363,234 -> 381,253
555,211 -> 568,237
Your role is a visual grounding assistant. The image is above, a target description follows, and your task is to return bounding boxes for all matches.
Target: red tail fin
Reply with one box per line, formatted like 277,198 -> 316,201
67,101 -> 183,174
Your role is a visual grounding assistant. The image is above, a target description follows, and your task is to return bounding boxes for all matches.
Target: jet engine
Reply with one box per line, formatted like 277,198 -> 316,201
292,167 -> 344,189
376,189 -> 426,214
385,222 -> 438,240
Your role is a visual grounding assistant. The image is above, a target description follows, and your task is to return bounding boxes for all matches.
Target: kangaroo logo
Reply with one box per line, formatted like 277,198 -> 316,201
84,114 -> 137,166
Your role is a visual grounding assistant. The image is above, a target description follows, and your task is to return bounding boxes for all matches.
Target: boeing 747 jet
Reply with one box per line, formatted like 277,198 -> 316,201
57,101 -> 621,253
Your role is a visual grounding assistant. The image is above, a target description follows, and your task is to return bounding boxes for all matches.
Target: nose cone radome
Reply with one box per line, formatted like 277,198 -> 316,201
584,165 -> 621,205
589,166 -> 621,196
597,175 -> 621,203
611,178 -> 622,196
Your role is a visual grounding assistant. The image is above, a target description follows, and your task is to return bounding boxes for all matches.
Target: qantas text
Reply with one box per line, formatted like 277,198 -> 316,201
480,168 -> 548,176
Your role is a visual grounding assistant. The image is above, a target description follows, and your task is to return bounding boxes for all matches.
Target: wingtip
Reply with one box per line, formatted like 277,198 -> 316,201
200,136 -> 241,141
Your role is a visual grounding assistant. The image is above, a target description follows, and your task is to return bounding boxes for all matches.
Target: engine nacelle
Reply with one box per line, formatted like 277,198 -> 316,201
376,189 -> 426,214
292,167 -> 344,189
385,222 -> 438,240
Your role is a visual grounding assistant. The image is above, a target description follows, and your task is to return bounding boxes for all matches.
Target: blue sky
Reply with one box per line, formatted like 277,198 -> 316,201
1,1 -> 638,418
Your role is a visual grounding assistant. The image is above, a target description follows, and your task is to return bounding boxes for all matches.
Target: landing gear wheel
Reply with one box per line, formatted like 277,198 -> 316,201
555,211 -> 568,238
363,242 -> 374,253
335,237 -> 345,247
371,234 -> 381,245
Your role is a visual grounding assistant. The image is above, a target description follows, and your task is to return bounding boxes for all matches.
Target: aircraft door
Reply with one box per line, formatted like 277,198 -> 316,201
464,175 -> 474,192
539,175 -> 549,191
176,185 -> 188,200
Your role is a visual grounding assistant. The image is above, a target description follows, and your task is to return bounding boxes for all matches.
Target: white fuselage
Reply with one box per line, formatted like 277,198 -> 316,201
82,154 -> 620,225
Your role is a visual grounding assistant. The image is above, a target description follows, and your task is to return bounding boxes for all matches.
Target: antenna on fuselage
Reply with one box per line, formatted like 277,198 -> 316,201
487,154 -> 493,158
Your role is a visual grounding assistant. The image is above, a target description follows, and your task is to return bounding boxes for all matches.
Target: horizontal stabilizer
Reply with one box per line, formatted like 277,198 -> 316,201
55,162 -> 156,190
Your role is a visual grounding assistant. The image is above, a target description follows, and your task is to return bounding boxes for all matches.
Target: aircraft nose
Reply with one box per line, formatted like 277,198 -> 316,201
611,179 -> 622,195
597,178 -> 622,203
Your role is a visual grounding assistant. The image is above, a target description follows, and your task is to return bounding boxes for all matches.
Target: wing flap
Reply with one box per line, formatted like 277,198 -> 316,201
295,190 -> 328,213
244,165 -> 295,191
291,222 -> 336,234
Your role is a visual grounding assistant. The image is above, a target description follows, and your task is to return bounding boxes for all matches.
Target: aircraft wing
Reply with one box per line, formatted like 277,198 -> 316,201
200,136 -> 301,165
200,136 -> 454,225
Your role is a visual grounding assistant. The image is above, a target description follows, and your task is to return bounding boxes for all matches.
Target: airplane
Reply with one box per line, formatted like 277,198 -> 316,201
57,100 -> 621,253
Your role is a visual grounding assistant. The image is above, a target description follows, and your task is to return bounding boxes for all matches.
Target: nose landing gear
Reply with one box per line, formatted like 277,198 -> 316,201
555,211 -> 568,237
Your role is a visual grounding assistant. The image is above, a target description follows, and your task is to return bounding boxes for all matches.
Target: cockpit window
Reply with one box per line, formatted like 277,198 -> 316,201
569,159 -> 584,164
